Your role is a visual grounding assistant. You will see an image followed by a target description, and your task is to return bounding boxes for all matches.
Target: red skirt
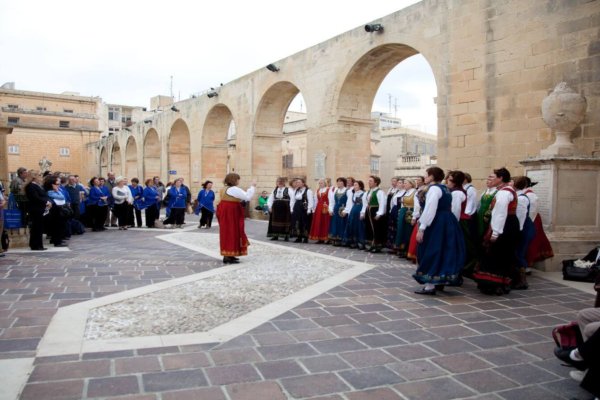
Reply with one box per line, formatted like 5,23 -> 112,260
309,198 -> 331,241
406,223 -> 419,261
526,214 -> 554,266
216,200 -> 249,257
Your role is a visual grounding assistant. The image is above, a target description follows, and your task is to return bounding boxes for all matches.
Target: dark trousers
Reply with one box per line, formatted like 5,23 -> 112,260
164,208 -> 185,225
199,208 -> 214,227
145,206 -> 159,227
29,211 -> 44,249
46,208 -> 67,245
132,207 -> 142,227
113,203 -> 130,227
70,202 -> 81,221
90,205 -> 108,231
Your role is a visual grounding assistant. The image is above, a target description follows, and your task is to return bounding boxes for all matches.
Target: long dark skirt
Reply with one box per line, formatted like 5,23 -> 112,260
386,205 -> 399,249
291,202 -> 311,239
414,209 -> 465,285
459,217 -> 479,279
328,201 -> 348,242
267,199 -> 291,238
346,204 -> 365,246
395,207 -> 413,253
473,215 -> 520,294
365,206 -> 387,249
145,205 -> 159,228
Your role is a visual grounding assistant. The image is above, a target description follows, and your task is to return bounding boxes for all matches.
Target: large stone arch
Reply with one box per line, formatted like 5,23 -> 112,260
253,81 -> 303,188
143,129 -> 161,181
110,142 -> 122,176
202,105 -> 233,191
125,136 -> 139,180
99,146 -> 108,178
168,119 -> 191,185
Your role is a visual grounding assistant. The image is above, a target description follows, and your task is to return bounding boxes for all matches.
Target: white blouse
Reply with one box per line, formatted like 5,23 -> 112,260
491,187 -> 516,236
451,190 -> 466,221
226,186 -> 255,202
267,187 -> 289,208
463,184 -> 478,216
360,188 -> 386,217
112,185 -> 133,205
516,190 -> 529,231
290,188 -> 314,214
419,185 -> 443,231
328,187 -> 348,214
525,190 -> 539,220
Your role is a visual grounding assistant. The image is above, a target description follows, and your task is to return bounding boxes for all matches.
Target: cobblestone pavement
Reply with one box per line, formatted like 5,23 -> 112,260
0,218 -> 595,399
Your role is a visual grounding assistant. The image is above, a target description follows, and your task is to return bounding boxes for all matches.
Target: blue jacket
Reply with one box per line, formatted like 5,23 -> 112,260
88,186 -> 107,206
143,186 -> 161,209
129,185 -> 145,210
195,189 -> 215,214
167,186 -> 188,209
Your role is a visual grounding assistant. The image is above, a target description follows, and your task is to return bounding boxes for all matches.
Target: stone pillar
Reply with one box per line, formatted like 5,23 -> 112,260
520,82 -> 599,271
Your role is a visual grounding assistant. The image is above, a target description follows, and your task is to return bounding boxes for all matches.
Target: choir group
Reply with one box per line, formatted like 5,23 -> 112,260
264,166 -> 554,296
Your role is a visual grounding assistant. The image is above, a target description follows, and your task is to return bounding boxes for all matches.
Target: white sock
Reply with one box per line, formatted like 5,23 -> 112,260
570,349 -> 583,361
424,283 -> 436,291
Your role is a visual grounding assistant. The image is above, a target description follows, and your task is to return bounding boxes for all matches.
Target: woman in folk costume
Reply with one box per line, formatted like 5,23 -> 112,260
413,167 -> 465,295
524,177 -> 554,270
407,176 -> 426,261
473,168 -> 520,295
361,175 -> 387,253
216,173 -> 255,264
395,178 -> 417,258
328,177 -> 349,246
477,174 -> 499,241
385,177 -> 403,251
447,170 -> 477,279
309,179 -> 331,243
343,180 -> 366,249
267,177 -> 292,241
290,178 -> 314,243
513,176 -> 534,289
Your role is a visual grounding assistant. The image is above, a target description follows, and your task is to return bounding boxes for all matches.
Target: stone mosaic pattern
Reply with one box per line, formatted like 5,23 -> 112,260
85,233 -> 351,339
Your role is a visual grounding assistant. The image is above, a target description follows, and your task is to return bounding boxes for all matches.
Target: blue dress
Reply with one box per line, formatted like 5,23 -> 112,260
414,184 -> 465,285
516,193 -> 535,269
328,189 -> 348,242
346,191 -> 365,246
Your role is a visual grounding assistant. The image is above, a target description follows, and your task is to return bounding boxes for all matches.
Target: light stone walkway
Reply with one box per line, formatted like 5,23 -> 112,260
0,218 -> 596,400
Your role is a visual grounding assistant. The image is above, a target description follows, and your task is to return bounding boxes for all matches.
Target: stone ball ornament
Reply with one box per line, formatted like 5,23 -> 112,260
540,82 -> 587,156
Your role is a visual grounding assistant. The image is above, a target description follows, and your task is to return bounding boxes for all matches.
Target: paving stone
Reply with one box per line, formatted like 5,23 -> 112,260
226,381 -> 287,400
300,355 -> 352,373
0,338 -> 40,351
431,353 -> 494,373
136,346 -> 180,356
499,329 -> 549,344
494,363 -> 560,384
455,369 -> 518,392
339,349 -> 396,368
311,337 -> 368,354
21,379 -> 85,400
281,373 -> 350,398
392,329 -> 439,343
497,386 -> 566,400
466,321 -> 512,334
210,348 -> 263,365
465,334 -> 518,349
345,387 -> 404,400
537,378 -> 592,399
324,306 -> 363,315
255,359 -> 305,379
212,335 -> 255,350
426,325 -> 479,339
162,387 -> 227,400
162,352 -> 212,370
313,315 -> 358,327
143,369 -> 208,392
476,348 -> 540,366
30,359 -> 111,381
328,324 -> 380,337
82,349 -> 134,359
394,377 -> 475,399
339,365 -> 404,389
289,328 -> 337,341
34,354 -> 80,364
272,318 -> 319,331
388,359 -> 446,380
354,303 -> 394,312
356,333 -> 404,348
424,338 -> 479,355
385,343 -> 440,361
115,356 -> 162,374
206,364 -> 261,385
252,331 -> 297,346
295,307 -> 332,318
258,343 -> 318,360
87,375 -> 139,397
372,319 -> 420,332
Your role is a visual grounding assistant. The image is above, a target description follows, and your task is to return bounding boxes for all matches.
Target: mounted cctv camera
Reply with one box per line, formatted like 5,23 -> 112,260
364,24 -> 383,33
207,91 -> 218,98
266,64 -> 280,72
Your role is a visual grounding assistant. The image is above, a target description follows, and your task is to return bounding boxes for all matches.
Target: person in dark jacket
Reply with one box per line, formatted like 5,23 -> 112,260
24,170 -> 51,250
64,175 -> 82,221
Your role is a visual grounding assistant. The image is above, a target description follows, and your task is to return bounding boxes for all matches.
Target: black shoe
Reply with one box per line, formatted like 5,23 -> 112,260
316,240 -> 325,244
54,243 -> 67,247
434,285 -> 445,291
414,288 -> 436,295
270,237 -> 278,241
284,237 -> 289,242
554,347 -> 588,370
222,257 -> 240,264
369,247 -> 381,253
349,244 -> 357,249
302,238 -> 308,243
294,238 -> 302,243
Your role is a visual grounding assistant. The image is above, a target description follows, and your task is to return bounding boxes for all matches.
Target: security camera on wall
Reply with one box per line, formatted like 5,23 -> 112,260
365,23 -> 383,33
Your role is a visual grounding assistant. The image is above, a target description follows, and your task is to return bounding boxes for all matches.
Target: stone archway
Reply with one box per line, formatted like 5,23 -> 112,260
253,81 -> 302,189
110,142 -> 122,176
99,146 -> 108,178
143,129 -> 160,182
125,136 -> 139,180
202,105 -> 233,192
168,119 -> 191,185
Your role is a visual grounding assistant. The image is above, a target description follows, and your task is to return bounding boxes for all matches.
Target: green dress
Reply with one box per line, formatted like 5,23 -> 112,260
477,189 -> 497,239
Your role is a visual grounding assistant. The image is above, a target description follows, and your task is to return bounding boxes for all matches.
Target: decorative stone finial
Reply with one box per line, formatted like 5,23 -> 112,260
540,82 -> 587,156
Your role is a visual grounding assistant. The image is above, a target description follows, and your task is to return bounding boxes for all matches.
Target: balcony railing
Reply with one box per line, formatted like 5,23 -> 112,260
1,106 -> 98,120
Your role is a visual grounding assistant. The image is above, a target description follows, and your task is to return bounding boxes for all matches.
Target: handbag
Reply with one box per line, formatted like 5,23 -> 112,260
562,259 -> 599,282
404,209 -> 414,224
59,204 -> 74,218
552,321 -> 583,351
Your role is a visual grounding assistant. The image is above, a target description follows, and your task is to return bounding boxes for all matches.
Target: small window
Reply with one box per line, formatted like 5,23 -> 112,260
59,147 -> 70,157
59,120 -> 70,128
36,106 -> 47,111
8,145 -> 19,154
370,157 -> 380,173
63,109 -> 73,113
7,104 -> 18,109
7,117 -> 19,125
282,154 -> 294,169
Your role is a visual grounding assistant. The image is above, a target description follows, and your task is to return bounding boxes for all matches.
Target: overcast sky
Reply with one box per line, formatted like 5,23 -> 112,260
0,0 -> 436,134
